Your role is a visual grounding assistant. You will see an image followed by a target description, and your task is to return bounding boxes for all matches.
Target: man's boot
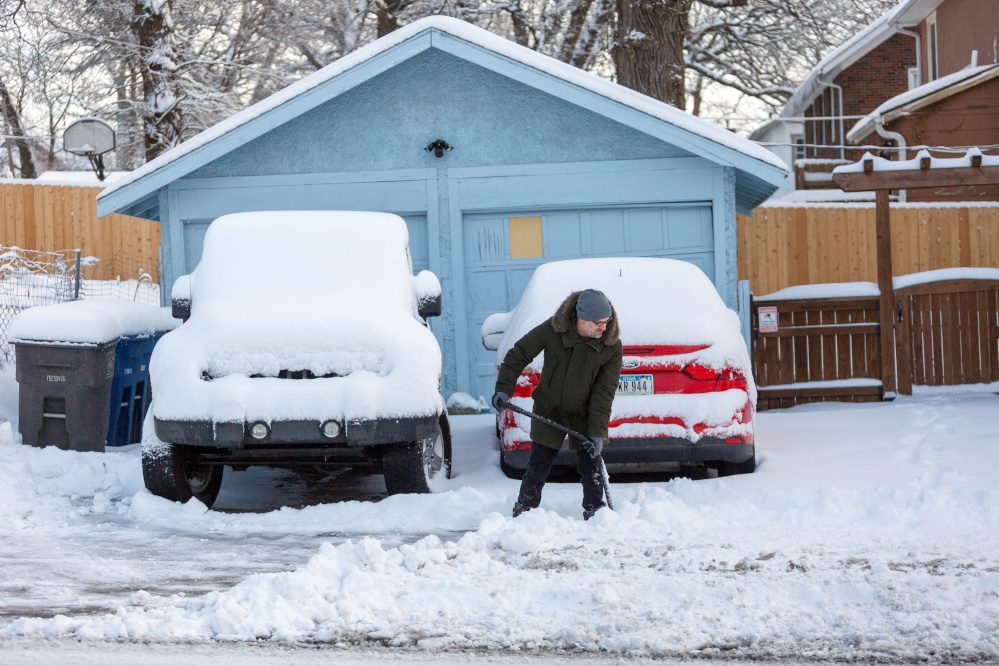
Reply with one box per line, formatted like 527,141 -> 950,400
512,502 -> 530,517
582,504 -> 603,521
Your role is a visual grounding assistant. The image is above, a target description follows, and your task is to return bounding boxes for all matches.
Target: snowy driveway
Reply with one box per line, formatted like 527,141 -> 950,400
1,387 -> 998,661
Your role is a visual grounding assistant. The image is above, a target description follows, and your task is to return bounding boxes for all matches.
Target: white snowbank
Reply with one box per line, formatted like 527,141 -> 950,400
8,300 -> 178,345
0,395 -> 998,660
151,212 -> 443,423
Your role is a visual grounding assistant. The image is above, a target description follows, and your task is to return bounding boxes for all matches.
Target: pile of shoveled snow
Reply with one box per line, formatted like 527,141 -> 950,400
1,395 -> 998,660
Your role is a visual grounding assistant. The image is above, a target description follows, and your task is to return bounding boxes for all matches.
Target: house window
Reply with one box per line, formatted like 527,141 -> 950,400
907,67 -> 921,90
509,216 -> 543,258
927,12 -> 938,80
792,135 -> 806,161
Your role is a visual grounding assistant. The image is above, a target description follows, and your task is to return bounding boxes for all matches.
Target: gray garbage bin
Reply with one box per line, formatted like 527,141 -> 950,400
15,339 -> 119,452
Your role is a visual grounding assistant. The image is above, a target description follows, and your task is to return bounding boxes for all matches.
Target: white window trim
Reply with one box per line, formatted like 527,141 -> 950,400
926,11 -> 939,81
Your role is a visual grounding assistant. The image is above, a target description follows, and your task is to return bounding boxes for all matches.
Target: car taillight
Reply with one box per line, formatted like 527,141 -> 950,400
681,364 -> 718,381
718,368 -> 745,381
513,372 -> 540,397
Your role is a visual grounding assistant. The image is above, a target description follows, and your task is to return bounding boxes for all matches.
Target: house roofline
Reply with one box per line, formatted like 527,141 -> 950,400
846,63 -> 999,142
98,16 -> 787,217
781,0 -> 943,119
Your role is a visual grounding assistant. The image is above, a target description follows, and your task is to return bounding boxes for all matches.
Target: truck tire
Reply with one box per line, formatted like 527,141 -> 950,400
717,453 -> 756,477
142,442 -> 224,507
383,415 -> 451,494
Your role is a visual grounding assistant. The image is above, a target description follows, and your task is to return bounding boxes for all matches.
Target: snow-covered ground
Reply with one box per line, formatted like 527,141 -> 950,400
0,364 -> 997,661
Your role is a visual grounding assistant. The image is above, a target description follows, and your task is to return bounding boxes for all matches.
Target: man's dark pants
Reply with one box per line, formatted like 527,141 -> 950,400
516,440 -> 604,511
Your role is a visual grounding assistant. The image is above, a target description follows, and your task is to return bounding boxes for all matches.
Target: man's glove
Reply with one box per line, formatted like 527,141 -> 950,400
584,436 -> 606,458
491,391 -> 510,412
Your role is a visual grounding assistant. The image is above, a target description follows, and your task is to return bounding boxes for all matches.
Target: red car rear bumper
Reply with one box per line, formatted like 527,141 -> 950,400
500,436 -> 754,470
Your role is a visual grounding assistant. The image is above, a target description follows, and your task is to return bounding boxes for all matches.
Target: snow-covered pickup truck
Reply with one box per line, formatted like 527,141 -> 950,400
142,211 -> 451,507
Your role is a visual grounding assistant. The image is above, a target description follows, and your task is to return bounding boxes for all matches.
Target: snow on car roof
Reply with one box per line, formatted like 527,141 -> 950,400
492,258 -> 750,371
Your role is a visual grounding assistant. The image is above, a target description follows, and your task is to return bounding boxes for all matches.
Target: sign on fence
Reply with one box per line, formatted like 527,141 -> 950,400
758,306 -> 778,333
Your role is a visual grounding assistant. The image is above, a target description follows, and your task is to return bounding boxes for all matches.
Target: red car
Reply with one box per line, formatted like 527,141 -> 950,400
481,258 -> 756,478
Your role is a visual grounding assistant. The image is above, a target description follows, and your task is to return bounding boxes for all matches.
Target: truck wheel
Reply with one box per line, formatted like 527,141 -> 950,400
717,453 -> 756,477
383,415 -> 451,494
142,442 -> 224,507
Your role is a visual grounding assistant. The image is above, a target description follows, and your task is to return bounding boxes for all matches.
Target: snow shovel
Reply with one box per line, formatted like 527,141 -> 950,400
500,399 -> 615,511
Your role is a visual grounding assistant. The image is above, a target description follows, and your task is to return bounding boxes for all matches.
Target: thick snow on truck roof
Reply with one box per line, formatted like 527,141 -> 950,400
150,211 -> 442,423
195,211 -> 415,313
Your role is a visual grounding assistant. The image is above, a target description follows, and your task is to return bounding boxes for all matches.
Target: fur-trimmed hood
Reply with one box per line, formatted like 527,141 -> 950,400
551,291 -> 620,346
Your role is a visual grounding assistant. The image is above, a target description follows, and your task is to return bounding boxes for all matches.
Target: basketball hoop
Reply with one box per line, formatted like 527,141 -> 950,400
63,117 -> 115,181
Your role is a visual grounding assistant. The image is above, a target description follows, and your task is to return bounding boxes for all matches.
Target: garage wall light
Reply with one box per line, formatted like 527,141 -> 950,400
425,139 -> 452,158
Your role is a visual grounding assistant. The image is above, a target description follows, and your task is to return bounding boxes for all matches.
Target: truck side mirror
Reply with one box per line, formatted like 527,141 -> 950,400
171,274 -> 192,321
414,270 -> 442,318
418,293 -> 442,318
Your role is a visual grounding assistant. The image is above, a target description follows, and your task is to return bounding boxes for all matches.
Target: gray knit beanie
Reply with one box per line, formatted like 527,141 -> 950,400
575,289 -> 612,321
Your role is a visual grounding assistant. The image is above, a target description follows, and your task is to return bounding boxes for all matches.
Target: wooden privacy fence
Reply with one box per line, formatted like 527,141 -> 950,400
751,277 -> 999,410
738,204 -> 999,296
0,182 -> 159,281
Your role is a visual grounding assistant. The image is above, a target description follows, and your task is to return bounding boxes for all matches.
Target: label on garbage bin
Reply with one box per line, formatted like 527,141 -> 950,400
46,375 -> 66,382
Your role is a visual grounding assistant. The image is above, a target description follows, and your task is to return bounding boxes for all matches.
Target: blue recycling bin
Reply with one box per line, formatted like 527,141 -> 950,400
106,333 -> 162,447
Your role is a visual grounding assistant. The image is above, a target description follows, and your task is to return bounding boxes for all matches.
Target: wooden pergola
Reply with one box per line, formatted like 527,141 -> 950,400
832,150 -> 999,396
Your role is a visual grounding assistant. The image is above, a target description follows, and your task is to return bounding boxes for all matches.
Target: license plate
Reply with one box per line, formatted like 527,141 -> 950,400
618,374 -> 653,395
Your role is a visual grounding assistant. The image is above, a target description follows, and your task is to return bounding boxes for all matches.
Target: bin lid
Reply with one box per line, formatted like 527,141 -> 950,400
9,300 -> 179,346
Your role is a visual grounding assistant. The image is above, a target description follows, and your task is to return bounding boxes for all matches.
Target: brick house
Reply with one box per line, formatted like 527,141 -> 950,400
764,0 -> 998,180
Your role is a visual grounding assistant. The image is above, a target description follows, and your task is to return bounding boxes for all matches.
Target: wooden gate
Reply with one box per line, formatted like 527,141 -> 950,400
751,296 -> 884,410
751,277 -> 999,409
895,279 -> 999,393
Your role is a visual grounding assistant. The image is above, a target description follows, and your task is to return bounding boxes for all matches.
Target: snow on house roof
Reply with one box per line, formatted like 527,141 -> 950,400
846,63 -> 999,142
782,0 -> 942,119
98,16 -> 786,211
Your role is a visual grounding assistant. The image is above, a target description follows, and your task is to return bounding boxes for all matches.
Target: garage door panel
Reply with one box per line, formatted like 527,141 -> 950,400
467,269 -> 509,316
666,206 -> 712,249
589,209 -> 625,253
464,215 -> 507,262
626,208 -> 666,252
543,212 -> 582,257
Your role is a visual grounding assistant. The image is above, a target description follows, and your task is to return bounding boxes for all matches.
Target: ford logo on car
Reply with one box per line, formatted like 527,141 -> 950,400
622,358 -> 640,369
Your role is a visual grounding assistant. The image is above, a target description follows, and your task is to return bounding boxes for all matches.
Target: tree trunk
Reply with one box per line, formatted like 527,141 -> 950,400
376,0 -> 408,37
612,0 -> 692,109
132,0 -> 184,161
0,77 -> 38,178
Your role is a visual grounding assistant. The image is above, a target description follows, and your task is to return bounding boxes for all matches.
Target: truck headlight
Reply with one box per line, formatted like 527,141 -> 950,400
321,420 -> 341,438
250,422 -> 269,439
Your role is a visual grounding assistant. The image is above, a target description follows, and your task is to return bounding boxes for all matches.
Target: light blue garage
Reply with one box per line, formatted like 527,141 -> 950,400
97,16 -> 787,400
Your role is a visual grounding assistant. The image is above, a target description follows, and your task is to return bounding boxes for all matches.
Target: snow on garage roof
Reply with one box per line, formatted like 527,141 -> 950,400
98,16 -> 787,216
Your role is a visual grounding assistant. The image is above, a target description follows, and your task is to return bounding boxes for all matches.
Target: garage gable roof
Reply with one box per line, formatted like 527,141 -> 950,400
98,16 -> 788,217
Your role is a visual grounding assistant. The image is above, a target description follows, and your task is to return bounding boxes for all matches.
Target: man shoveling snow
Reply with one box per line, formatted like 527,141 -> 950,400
492,289 -> 622,520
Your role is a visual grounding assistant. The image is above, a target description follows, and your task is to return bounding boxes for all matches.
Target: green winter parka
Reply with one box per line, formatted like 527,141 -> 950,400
495,291 -> 623,451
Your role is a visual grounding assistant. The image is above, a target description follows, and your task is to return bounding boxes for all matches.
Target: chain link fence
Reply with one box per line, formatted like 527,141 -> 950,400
0,245 -> 161,363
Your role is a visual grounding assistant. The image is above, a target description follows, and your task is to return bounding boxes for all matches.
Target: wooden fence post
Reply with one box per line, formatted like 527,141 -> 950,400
875,190 -> 897,396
